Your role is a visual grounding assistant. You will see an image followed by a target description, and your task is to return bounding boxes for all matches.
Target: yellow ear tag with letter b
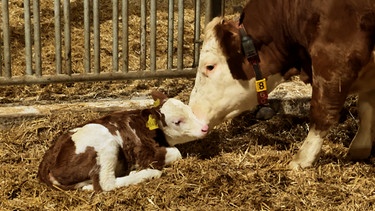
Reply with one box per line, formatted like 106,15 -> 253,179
153,99 -> 160,107
146,114 -> 159,130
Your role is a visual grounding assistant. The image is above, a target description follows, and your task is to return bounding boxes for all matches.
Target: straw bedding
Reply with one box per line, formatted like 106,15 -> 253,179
1,0 -> 375,210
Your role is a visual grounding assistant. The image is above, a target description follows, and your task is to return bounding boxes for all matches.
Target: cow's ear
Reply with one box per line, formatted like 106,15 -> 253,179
151,90 -> 168,106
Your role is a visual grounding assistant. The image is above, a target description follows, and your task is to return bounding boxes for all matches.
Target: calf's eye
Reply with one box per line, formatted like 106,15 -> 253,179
173,120 -> 182,126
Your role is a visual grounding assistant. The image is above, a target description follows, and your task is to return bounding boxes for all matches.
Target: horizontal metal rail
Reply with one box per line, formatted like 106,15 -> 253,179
0,69 -> 197,85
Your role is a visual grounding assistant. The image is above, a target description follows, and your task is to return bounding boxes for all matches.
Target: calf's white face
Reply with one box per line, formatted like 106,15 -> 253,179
160,98 -> 208,146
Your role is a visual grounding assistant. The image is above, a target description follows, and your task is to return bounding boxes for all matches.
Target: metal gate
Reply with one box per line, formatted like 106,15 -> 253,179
0,0 -> 224,85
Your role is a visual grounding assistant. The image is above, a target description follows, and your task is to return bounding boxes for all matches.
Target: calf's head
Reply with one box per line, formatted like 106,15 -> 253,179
151,91 -> 208,146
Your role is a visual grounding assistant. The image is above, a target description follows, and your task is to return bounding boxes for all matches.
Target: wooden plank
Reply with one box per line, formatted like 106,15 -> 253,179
0,98 -> 154,118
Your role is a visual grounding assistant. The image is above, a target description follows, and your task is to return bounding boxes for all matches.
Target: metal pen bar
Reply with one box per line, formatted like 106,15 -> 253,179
54,0 -> 62,74
84,0 -> 91,73
121,0 -> 129,73
33,0 -> 42,76
63,0 -> 72,75
93,0 -> 100,74
150,0 -> 156,72
0,69 -> 197,86
140,0 -> 146,71
24,0 -> 33,75
177,0 -> 184,70
167,0 -> 174,70
193,0 -> 201,68
112,0 -> 119,72
2,0 -> 11,78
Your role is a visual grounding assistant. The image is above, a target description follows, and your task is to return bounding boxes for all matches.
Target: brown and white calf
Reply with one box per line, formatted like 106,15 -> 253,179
38,91 -> 208,191
189,0 -> 375,169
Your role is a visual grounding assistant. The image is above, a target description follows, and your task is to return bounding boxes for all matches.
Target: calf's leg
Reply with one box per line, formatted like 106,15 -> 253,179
115,169 -> 163,188
347,90 -> 375,159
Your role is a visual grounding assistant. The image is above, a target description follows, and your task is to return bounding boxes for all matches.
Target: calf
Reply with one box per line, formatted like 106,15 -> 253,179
38,91 -> 208,192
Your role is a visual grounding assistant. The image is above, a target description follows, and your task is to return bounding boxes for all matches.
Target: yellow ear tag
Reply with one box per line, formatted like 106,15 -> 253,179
153,99 -> 160,107
146,115 -> 159,130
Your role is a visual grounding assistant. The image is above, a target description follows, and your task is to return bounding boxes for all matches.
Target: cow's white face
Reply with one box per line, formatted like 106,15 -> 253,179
160,98 -> 208,146
189,37 -> 257,128
189,17 -> 283,129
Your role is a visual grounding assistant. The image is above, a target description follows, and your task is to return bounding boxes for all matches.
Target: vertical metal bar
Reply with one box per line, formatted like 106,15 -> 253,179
2,0 -> 11,78
150,0 -> 156,72
167,0 -> 174,70
24,0 -> 33,75
112,0 -> 119,72
84,0 -> 91,73
193,0 -> 201,67
205,0 -> 224,25
93,0 -> 100,74
177,0 -> 184,70
63,0 -> 72,75
121,0 -> 129,73
33,0 -> 42,76
140,0 -> 146,71
54,0 -> 62,74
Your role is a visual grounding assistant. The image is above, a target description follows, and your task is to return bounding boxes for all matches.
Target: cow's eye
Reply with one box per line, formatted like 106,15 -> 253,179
206,65 -> 215,71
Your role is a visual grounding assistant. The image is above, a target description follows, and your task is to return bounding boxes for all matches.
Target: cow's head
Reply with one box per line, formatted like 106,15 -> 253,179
151,91 -> 208,146
189,17 -> 284,129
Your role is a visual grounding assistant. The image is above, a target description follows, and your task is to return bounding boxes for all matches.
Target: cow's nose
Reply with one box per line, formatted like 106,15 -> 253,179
191,105 -> 208,122
201,124 -> 209,133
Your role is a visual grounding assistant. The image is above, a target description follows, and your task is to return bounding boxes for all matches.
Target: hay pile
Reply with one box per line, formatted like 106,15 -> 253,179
2,95 -> 375,210
1,0 -> 375,210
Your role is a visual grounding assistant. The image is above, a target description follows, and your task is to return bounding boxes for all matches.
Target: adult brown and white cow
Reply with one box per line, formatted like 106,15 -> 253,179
189,0 -> 375,169
38,91 -> 208,191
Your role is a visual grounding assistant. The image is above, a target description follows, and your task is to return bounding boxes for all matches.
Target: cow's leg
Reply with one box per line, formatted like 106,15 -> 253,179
347,91 -> 375,159
289,44 -> 357,170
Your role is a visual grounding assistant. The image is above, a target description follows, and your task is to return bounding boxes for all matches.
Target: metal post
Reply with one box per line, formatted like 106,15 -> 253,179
33,0 -> 42,76
150,0 -> 156,72
193,0 -> 201,67
63,0 -> 72,75
84,0 -> 90,73
122,0 -> 129,73
24,0 -> 32,75
54,0 -> 62,74
2,0 -> 11,78
93,0 -> 100,74
177,0 -> 184,70
140,0 -> 146,71
205,0 -> 224,25
167,0 -> 174,70
112,0 -> 119,72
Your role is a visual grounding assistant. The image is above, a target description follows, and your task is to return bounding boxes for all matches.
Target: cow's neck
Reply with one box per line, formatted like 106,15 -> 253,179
241,0 -> 315,81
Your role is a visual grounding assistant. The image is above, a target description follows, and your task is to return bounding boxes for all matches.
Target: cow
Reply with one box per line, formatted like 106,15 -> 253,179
189,0 -> 375,169
38,91 -> 208,192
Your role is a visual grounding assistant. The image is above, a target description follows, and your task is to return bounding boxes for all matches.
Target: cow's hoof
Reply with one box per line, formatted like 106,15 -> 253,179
288,159 -> 313,170
346,148 -> 371,160
288,161 -> 302,170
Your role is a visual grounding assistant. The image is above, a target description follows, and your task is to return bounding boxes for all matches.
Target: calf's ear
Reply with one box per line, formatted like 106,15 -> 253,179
151,90 -> 168,106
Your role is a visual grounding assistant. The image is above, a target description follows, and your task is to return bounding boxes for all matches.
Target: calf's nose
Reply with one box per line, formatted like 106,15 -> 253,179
201,124 -> 209,133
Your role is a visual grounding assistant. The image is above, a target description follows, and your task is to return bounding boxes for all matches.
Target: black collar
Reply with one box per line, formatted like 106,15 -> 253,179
239,24 -> 275,120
